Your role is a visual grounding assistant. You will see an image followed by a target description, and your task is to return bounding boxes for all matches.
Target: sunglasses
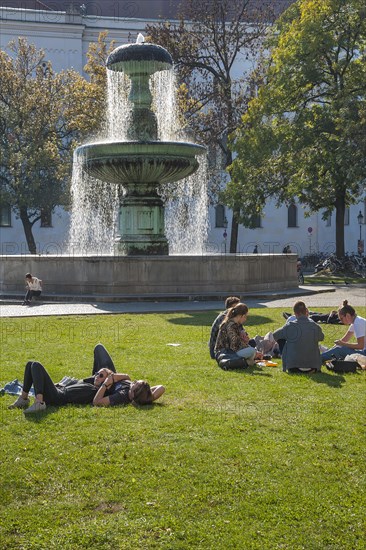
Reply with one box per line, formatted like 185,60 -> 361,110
96,372 -> 105,378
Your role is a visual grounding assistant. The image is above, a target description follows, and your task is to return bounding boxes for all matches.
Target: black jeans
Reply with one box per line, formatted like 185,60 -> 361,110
92,344 -> 116,375
25,290 -> 42,302
23,361 -> 63,405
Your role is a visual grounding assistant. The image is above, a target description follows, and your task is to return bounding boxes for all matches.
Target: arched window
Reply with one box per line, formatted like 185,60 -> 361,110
344,207 -> 350,225
251,214 -> 261,228
215,205 -> 226,228
0,203 -> 11,227
287,204 -> 297,228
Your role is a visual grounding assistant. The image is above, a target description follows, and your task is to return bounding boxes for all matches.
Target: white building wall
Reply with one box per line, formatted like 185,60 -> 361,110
0,6 -> 365,257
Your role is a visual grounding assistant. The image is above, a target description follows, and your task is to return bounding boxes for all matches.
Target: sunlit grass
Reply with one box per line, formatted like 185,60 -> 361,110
1,308 -> 365,549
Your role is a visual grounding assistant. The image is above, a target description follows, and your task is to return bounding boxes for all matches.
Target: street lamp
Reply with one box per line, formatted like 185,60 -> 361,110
223,216 -> 228,254
357,210 -> 364,255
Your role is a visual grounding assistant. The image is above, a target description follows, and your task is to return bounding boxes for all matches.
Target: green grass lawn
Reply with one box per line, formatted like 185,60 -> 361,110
1,308 -> 365,550
304,272 -> 365,285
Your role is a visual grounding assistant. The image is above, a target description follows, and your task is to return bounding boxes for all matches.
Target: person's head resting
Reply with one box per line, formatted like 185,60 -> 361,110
130,380 -> 153,405
225,302 -> 249,324
293,300 -> 307,317
225,296 -> 240,310
25,273 -> 32,281
338,300 -> 356,324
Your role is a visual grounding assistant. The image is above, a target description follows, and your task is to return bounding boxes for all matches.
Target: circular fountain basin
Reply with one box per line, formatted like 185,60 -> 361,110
77,141 -> 206,185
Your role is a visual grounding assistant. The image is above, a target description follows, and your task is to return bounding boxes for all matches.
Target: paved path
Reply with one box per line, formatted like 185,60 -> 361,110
0,285 -> 364,318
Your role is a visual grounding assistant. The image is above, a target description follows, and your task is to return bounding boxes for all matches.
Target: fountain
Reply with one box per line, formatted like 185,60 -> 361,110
0,37 -> 298,300
76,38 -> 206,255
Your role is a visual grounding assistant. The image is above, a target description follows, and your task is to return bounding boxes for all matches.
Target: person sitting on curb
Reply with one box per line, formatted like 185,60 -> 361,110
22,272 -> 42,305
321,300 -> 366,362
273,300 -> 324,374
214,303 -> 263,366
208,296 -> 241,359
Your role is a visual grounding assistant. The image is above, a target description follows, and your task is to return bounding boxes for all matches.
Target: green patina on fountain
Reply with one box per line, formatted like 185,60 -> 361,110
76,38 -> 206,255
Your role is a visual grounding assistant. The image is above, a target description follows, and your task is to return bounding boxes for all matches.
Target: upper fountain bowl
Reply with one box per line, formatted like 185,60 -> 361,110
106,43 -> 173,75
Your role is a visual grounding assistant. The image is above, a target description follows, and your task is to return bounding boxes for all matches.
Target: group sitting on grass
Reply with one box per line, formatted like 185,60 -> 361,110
210,297 -> 366,374
8,344 -> 165,414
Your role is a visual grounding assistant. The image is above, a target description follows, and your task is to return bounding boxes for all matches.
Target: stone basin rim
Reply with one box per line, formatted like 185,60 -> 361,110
76,141 -> 207,158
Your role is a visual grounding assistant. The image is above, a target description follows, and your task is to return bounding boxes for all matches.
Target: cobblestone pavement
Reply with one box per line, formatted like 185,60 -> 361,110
0,285 -> 364,318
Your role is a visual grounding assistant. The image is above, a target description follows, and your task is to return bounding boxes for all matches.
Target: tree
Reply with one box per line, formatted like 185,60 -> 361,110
146,0 -> 277,252
0,38 -> 104,253
225,0 -> 366,257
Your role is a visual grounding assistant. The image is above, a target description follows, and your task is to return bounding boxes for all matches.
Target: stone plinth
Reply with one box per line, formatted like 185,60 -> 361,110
0,255 -> 298,299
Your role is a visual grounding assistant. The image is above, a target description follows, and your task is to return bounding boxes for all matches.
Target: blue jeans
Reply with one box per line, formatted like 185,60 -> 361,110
321,346 -> 366,361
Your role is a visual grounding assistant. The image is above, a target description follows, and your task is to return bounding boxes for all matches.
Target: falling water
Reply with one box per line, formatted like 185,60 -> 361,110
152,70 -> 180,141
106,71 -> 131,140
163,155 -> 209,255
68,154 -> 119,255
68,62 -> 209,254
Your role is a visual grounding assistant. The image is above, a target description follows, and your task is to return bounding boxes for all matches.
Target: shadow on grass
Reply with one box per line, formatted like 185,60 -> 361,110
288,371 -> 346,388
167,312 -> 274,327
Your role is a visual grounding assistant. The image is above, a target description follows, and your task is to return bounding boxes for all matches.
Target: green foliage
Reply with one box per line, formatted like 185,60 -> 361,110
1,309 -> 365,548
0,37 -> 107,253
226,0 -> 366,257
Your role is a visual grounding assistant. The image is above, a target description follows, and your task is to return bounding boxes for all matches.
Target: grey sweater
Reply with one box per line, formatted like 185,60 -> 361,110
273,316 -> 324,372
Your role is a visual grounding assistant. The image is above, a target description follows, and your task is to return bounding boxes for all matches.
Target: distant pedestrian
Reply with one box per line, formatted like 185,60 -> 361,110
23,273 -> 42,305
253,245 -> 258,254
282,245 -> 291,253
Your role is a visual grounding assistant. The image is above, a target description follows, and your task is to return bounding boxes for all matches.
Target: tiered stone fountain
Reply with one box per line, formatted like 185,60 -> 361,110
76,39 -> 206,255
0,38 -> 298,300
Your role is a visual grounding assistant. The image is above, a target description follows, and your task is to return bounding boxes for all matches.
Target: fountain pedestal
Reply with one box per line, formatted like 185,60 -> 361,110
116,183 -> 168,255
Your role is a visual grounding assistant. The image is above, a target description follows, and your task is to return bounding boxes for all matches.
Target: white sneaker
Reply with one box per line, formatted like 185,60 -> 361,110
24,400 -> 46,414
8,396 -> 30,409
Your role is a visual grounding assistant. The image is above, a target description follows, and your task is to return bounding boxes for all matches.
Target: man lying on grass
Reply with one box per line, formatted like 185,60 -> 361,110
8,344 -> 165,413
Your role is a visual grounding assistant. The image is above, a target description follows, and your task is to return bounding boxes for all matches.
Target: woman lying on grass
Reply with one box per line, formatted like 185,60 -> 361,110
8,344 -> 165,413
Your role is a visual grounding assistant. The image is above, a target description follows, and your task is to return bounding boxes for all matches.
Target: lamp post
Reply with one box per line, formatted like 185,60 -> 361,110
357,210 -> 364,255
223,216 -> 228,254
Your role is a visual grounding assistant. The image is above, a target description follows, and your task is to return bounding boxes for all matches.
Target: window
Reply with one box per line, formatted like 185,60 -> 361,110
0,204 -> 11,227
250,214 -> 261,228
41,208 -> 52,227
215,204 -> 226,228
287,204 -> 297,228
344,207 -> 350,225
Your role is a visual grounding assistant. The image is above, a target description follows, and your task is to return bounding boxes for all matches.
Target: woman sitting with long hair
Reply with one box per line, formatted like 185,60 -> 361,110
214,303 -> 262,365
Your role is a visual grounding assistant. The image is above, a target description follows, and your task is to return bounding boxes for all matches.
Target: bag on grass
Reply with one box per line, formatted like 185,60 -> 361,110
216,349 -> 248,371
326,360 -> 357,373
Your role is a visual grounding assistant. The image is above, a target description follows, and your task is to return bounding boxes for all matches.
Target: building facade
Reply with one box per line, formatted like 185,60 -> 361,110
1,3 -> 365,258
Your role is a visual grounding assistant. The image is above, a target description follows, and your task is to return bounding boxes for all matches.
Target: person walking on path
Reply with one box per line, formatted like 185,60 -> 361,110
23,273 -> 42,305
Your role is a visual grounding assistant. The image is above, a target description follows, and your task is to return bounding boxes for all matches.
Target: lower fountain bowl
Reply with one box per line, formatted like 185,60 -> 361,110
76,141 -> 206,185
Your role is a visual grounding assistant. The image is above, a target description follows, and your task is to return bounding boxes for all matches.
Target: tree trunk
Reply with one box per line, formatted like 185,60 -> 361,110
334,196 -> 345,258
19,207 -> 37,254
